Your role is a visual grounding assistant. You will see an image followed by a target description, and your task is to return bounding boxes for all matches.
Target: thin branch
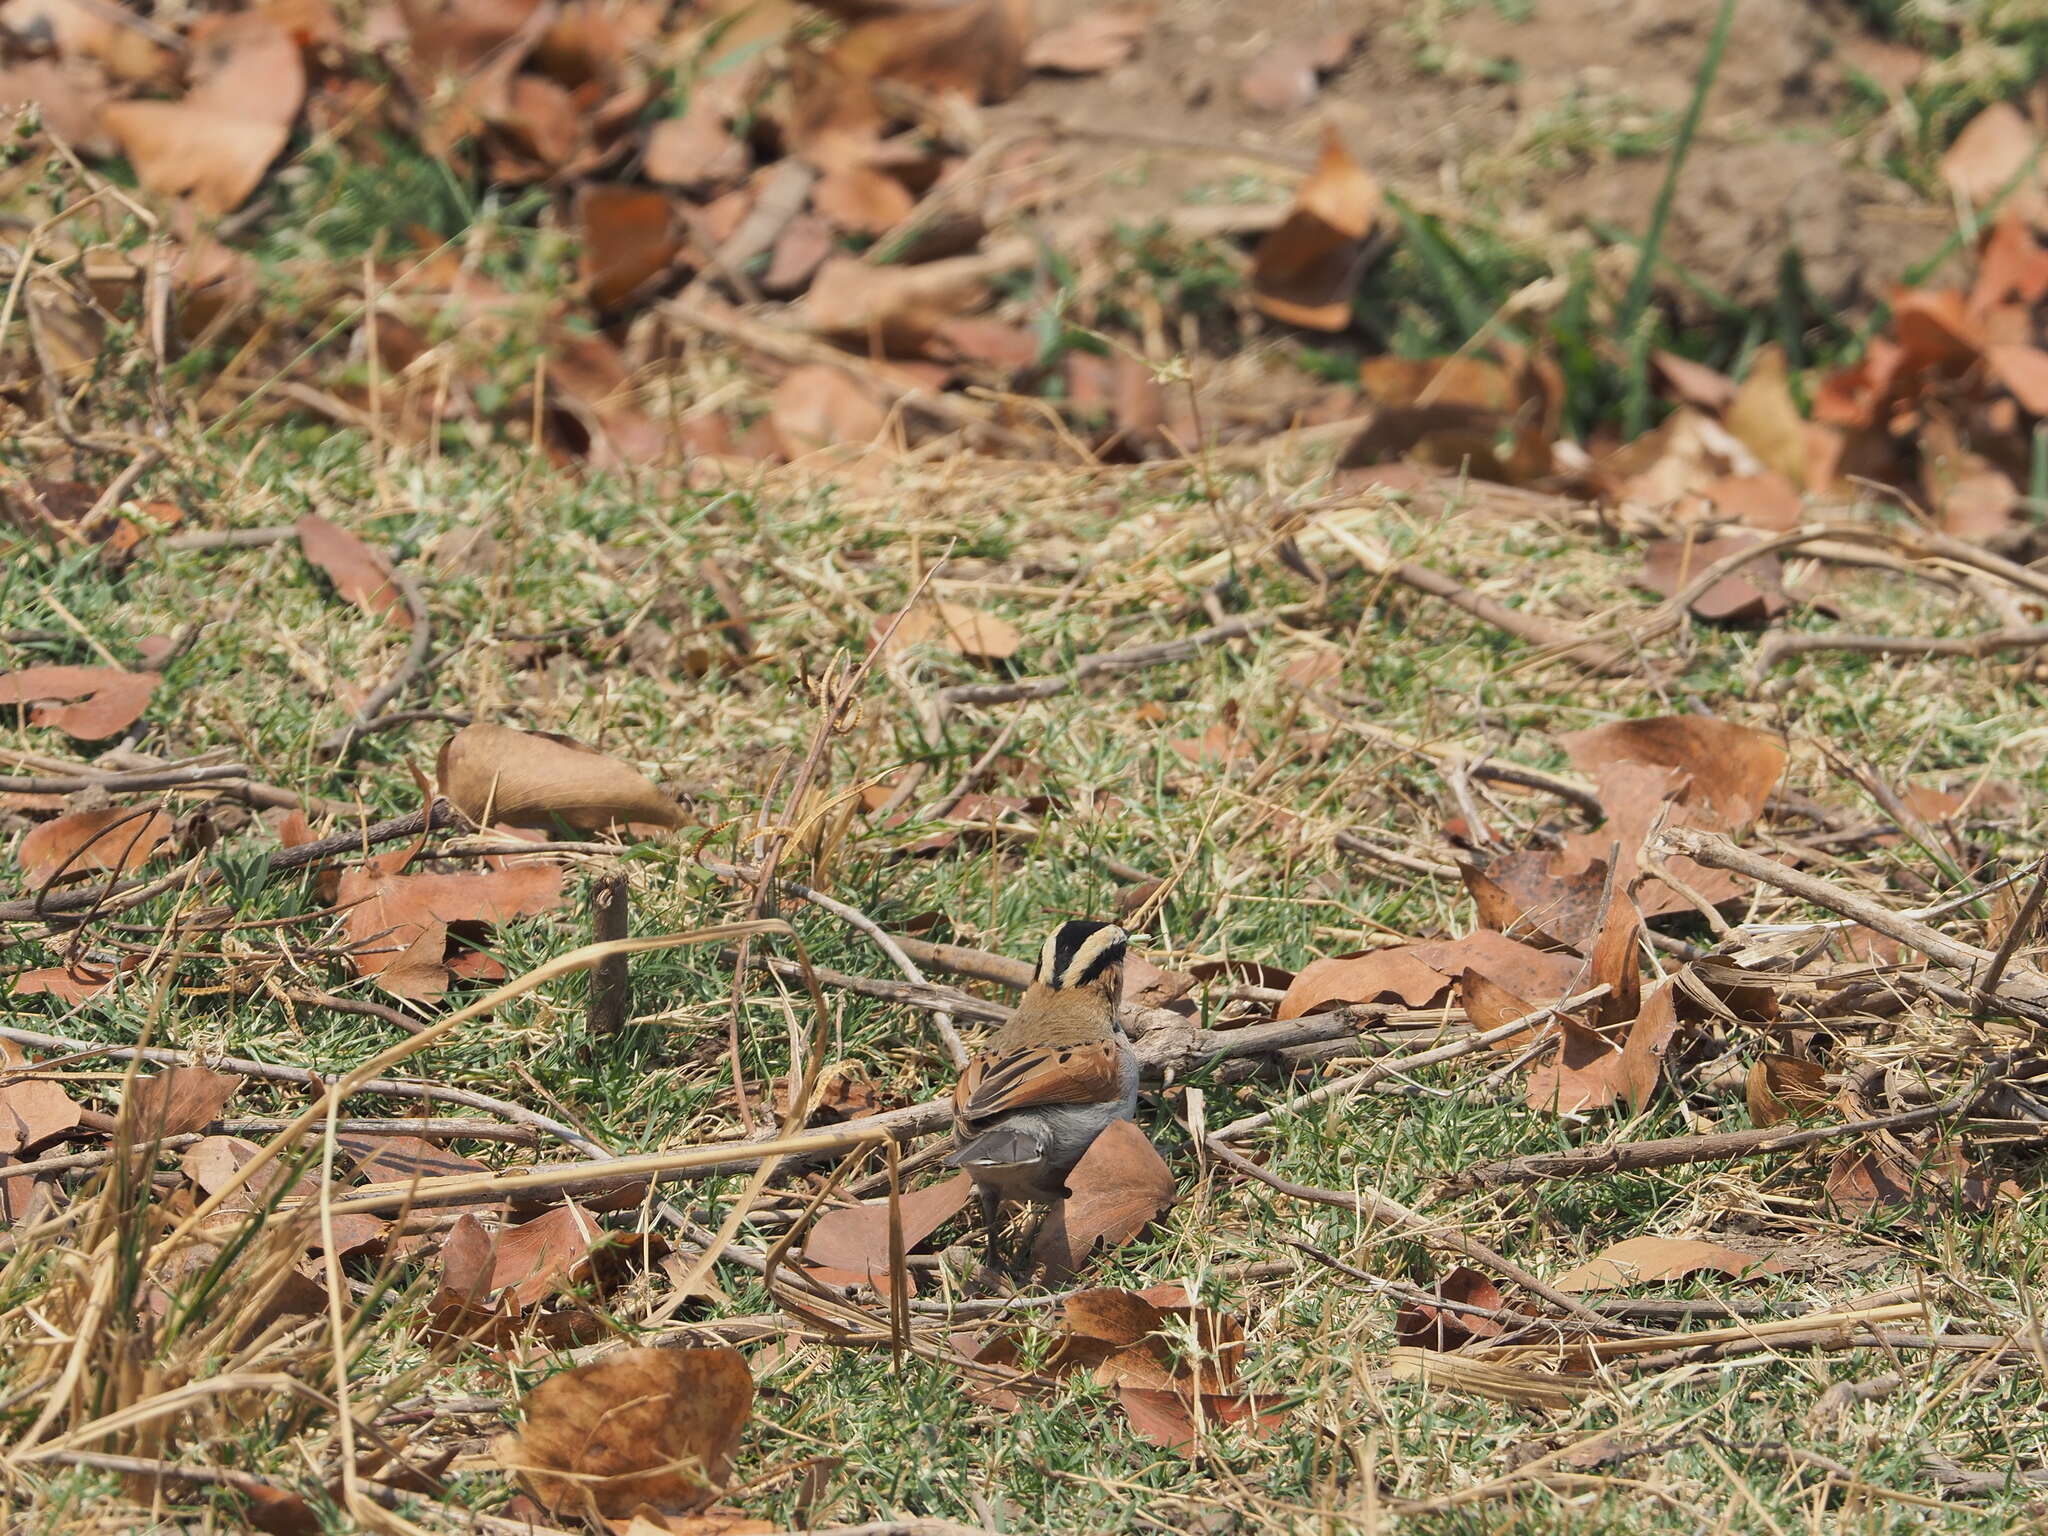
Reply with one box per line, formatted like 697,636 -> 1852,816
1978,852 -> 2048,1003
1445,1079 -> 1985,1191
1211,985 -> 1610,1142
0,761 -> 250,796
709,858 -> 970,1069
0,800 -> 462,922
317,564 -> 433,756
0,1021 -> 606,1157
1759,623 -> 2048,671
162,525 -> 297,551
1660,825 -> 2048,1021
1202,1136 -> 1632,1334
6,1119 -> 538,1181
938,611 -> 1290,707
921,710 -> 1027,820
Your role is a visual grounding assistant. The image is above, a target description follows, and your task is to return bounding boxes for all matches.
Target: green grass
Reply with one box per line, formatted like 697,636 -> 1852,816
5,418 -> 2048,1530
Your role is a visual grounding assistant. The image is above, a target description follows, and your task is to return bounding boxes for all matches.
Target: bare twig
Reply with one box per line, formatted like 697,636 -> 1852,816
1445,1079 -> 1985,1190
1758,624 -> 2048,671
1979,853 -> 2048,1003
1660,826 -> 2048,1021
317,563 -> 433,756
5,1119 -> 538,1181
162,525 -> 297,551
939,610 -> 1290,707
1317,523 -> 1630,675
0,1022 -> 605,1156
728,948 -> 1011,1022
708,858 -> 969,1069
587,871 -> 631,1037
0,760 -> 250,796
1201,1138 -> 1631,1333
1211,985 -> 1610,1142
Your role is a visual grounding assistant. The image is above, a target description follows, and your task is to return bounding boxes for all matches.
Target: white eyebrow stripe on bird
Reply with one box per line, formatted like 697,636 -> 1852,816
1054,925 -> 1123,989
1037,930 -> 1062,984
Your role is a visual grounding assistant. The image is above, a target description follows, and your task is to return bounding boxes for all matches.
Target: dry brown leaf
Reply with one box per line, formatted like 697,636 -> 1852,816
1985,344 -> 2048,416
1275,947 -> 1454,1018
769,364 -> 888,457
491,1200 -> 606,1309
18,807 -> 172,883
646,111 -> 748,190
1408,932 -> 1581,1003
187,10 -> 306,127
1722,344 -> 1807,483
1168,722 -> 1254,768
101,12 -> 303,213
1032,1118 -> 1175,1279
0,59 -> 114,154
1249,126 -> 1380,330
429,1212 -> 515,1340
1123,955 -> 1195,1009
1559,715 -> 1785,830
1115,1385 -> 1291,1453
801,1171 -> 972,1285
346,1133 -> 491,1187
1523,1016 -> 1625,1114
1553,1234 -> 1787,1292
1971,217 -> 2048,317
438,722 -> 683,832
1586,880 -> 1641,1034
1747,1053 -> 1830,1128
1617,979 -> 1680,1114
338,861 -> 564,998
1025,9 -> 1146,73
975,1284 -> 1275,1451
0,665 -> 158,740
10,959 -> 124,1003
506,1346 -> 752,1518
1702,471 -> 1802,531
876,599 -> 1022,661
0,1074 -> 82,1155
578,185 -> 682,311
1651,350 -> 1737,412
0,0 -> 174,81
819,0 -> 1032,106
296,514 -> 413,630
1396,1266 -> 1505,1351
1459,969 -> 1550,1050
1822,1138 -> 2012,1219
126,1066 -> 245,1138
1554,760 -> 1743,920
1941,102 -> 2044,211
761,215 -> 835,295
1640,533 -> 1788,625
1461,852 -> 1609,951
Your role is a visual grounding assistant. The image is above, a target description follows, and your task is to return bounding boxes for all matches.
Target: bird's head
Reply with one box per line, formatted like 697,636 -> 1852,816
1036,919 -> 1132,994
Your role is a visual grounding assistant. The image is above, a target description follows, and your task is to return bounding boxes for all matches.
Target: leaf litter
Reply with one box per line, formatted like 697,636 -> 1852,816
9,2 -> 2048,1528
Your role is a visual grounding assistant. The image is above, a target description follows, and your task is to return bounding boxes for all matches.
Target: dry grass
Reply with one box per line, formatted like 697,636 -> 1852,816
3,413 -> 2048,1534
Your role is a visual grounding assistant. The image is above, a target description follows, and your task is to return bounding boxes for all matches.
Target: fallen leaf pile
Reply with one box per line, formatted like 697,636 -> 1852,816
969,1285 -> 1288,1453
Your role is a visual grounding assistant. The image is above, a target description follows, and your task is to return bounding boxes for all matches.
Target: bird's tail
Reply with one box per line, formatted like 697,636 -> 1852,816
943,1125 -> 1044,1170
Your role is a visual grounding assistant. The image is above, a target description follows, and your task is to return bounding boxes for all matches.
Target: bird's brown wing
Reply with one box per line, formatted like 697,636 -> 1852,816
953,1040 -> 1123,1125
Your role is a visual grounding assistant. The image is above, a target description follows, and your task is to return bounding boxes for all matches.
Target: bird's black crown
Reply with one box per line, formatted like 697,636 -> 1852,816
1039,919 -> 1128,989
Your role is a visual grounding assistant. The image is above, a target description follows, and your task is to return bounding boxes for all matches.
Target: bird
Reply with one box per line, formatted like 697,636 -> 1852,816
943,918 -> 1140,1278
